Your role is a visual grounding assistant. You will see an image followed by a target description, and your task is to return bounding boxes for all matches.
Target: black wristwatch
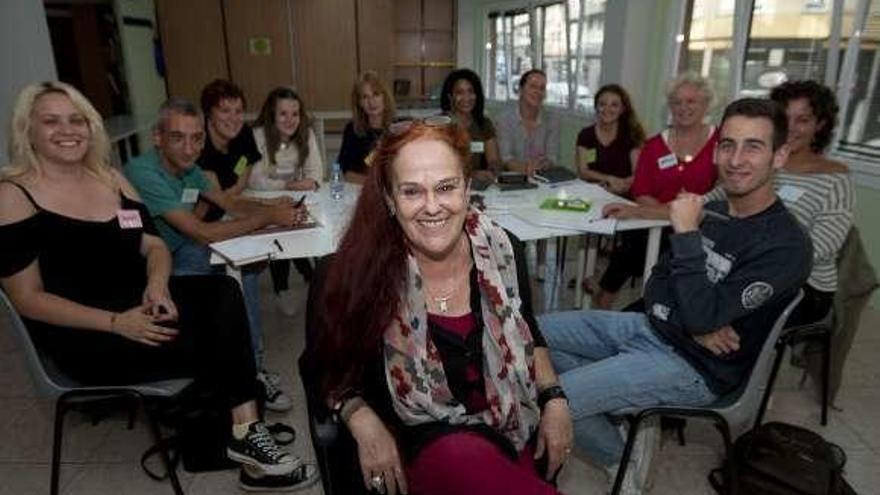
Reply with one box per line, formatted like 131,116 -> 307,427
538,385 -> 568,410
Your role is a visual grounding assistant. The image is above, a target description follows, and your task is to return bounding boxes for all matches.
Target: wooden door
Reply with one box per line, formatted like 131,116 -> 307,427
289,0 -> 358,111
155,0 -> 228,104
223,0 -> 295,110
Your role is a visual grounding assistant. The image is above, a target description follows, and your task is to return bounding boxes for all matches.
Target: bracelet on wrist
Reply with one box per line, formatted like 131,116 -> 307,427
537,385 -> 568,410
339,396 -> 366,424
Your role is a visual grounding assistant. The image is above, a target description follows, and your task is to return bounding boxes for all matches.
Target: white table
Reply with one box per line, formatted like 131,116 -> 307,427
211,180 -> 668,308
476,181 -> 668,308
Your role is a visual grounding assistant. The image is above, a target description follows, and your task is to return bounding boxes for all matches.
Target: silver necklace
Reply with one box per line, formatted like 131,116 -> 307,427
423,241 -> 470,314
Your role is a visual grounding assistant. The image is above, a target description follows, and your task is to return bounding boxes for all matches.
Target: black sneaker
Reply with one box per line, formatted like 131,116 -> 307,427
239,463 -> 321,492
258,371 -> 293,412
228,422 -> 296,476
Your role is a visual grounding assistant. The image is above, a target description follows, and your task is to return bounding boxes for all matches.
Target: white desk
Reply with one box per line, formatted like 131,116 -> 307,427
476,181 -> 668,307
211,180 -> 668,308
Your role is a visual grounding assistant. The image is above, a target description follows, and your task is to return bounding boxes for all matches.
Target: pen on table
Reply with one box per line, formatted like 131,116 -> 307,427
273,239 -> 284,252
293,195 -> 306,208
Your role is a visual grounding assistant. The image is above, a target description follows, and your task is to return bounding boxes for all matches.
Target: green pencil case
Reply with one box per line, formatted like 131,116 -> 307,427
539,198 -> 591,212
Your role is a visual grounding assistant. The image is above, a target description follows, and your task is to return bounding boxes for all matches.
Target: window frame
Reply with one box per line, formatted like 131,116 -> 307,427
673,0 -> 880,185
482,0 -> 604,116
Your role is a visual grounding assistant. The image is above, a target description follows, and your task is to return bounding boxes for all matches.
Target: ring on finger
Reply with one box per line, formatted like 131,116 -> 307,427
371,474 -> 385,491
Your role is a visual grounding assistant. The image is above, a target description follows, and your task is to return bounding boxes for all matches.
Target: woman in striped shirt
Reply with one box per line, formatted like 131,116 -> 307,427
768,80 -> 854,325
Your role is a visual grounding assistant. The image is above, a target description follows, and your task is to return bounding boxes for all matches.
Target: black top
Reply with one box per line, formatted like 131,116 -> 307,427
197,124 -> 262,191
307,232 -> 544,462
337,122 -> 383,175
197,125 -> 261,221
576,125 -> 636,179
644,200 -> 812,394
0,181 -> 158,344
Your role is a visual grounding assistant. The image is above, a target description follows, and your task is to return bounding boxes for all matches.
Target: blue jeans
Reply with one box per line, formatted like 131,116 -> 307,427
538,310 -> 716,467
172,242 -> 265,368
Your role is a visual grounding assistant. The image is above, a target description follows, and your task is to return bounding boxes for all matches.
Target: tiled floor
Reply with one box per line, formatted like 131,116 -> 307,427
1,242 -> 878,495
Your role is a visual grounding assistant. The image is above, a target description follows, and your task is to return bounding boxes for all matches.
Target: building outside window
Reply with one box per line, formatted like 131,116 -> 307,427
485,0 -> 606,113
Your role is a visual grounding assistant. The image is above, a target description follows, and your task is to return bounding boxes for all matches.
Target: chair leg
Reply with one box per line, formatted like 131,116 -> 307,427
50,398 -> 69,495
755,345 -> 787,429
820,330 -> 831,426
141,397 -> 185,495
611,414 -> 644,495
715,419 -> 737,495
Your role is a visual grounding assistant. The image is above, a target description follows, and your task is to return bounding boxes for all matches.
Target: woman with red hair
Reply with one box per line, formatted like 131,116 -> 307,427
312,118 -> 572,494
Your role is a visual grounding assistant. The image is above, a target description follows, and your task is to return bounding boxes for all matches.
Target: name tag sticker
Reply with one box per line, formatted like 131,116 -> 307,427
234,156 -> 249,176
181,188 -> 199,203
584,148 -> 597,163
470,141 -> 485,153
657,153 -> 678,170
777,185 -> 805,203
116,209 -> 143,229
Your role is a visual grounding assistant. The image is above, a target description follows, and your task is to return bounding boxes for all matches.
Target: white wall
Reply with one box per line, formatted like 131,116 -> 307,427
114,0 -> 167,149
0,0 -> 56,165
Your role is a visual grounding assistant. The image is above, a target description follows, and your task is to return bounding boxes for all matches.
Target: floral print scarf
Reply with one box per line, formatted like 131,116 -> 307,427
383,208 -> 540,451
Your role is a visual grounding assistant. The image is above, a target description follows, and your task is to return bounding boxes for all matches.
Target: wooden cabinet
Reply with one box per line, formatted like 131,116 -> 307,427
392,0 -> 456,105
156,0 -> 456,112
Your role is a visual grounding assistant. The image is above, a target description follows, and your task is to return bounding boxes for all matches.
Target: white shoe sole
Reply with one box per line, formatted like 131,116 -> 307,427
227,449 -> 296,477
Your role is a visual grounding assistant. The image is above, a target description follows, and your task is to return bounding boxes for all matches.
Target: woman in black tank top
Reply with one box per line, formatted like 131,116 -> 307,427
0,82 -> 312,483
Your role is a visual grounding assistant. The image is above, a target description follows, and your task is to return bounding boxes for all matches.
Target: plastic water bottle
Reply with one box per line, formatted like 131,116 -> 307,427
330,162 -> 344,201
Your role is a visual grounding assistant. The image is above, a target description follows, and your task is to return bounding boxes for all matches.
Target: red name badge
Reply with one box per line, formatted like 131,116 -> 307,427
117,209 -> 143,229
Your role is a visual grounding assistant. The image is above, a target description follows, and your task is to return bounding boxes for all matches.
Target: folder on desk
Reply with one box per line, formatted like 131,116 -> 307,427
210,237 -> 280,265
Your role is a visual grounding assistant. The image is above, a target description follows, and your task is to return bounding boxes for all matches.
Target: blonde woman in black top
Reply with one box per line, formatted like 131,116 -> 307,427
0,82 -> 316,488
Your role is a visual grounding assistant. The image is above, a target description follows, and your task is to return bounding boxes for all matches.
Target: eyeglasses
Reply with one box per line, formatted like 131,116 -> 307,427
387,115 -> 454,136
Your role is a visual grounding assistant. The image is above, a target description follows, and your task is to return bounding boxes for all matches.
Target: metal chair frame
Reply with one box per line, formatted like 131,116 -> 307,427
611,290 -> 804,495
0,289 -> 191,495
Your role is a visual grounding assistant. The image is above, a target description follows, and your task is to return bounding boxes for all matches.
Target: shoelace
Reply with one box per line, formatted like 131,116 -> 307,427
261,376 -> 282,399
249,425 -> 286,461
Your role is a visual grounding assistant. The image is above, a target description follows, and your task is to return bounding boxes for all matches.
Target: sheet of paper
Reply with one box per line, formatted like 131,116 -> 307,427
512,208 -> 618,235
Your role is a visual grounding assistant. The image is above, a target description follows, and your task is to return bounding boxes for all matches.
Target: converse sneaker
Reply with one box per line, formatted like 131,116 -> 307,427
228,422 -> 296,476
258,371 -> 293,412
239,463 -> 320,492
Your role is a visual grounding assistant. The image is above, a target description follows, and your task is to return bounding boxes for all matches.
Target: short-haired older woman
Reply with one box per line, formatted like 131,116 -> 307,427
596,73 -> 719,309
441,69 -> 501,181
311,119 -> 573,495
0,82 -> 315,488
338,71 -> 396,184
575,83 -> 646,195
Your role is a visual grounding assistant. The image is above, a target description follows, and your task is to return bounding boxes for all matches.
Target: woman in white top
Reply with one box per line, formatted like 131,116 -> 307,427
251,87 -> 323,191
251,88 -> 323,314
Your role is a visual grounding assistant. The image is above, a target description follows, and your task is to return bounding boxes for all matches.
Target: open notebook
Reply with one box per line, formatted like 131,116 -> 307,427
210,216 -> 319,265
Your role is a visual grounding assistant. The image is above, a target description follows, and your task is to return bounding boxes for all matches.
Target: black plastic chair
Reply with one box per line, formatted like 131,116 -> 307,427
0,289 -> 192,495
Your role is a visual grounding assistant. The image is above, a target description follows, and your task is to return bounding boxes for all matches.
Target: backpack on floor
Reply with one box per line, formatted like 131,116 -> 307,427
709,422 -> 857,495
